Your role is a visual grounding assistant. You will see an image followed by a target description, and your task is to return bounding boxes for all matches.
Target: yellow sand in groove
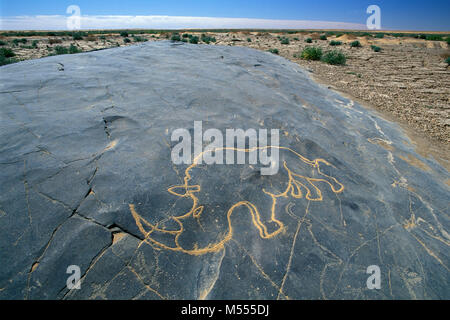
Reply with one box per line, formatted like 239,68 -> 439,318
129,146 -> 344,256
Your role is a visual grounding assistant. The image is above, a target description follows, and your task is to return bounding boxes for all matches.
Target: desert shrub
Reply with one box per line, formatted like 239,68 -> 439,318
171,34 -> 181,41
305,38 -> 312,43
181,38 -> 188,42
12,39 -> 26,46
247,38 -> 252,42
280,37 -> 290,45
54,46 -> 68,55
350,40 -> 361,47
99,36 -> 106,40
426,34 -> 443,41
267,48 -> 279,55
329,40 -> 342,46
375,33 -> 384,38
446,57 -> 450,65
189,36 -> 199,44
447,37 -> 450,44
201,34 -> 216,44
371,45 -> 382,52
300,47 -> 322,60
0,47 -> 15,57
182,33 -> 190,38
31,40 -> 38,48
293,37 -> 299,41
69,44 -> 81,54
72,32 -> 84,40
0,55 -> 17,66
124,38 -> 131,43
85,35 -> 97,41
321,50 -> 346,65
0,40 -> 6,46
120,31 -> 129,37
320,35 -> 327,40
133,36 -> 146,42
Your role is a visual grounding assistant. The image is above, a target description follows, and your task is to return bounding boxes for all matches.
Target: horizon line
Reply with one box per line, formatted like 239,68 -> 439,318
0,14 -> 370,31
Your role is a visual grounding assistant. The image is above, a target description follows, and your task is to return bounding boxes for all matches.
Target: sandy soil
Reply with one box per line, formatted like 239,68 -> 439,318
2,31 -> 449,166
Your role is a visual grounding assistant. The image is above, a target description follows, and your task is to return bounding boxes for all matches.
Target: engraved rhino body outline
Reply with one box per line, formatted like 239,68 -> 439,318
129,146 -> 344,256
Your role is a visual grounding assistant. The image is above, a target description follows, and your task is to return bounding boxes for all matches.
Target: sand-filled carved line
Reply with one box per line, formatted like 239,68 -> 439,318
129,146 -> 344,256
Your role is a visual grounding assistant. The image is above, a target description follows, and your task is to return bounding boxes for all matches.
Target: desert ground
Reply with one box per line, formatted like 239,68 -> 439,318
1,30 -> 449,166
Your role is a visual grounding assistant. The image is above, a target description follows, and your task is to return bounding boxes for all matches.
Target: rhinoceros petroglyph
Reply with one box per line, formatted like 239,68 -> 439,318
130,146 -> 344,255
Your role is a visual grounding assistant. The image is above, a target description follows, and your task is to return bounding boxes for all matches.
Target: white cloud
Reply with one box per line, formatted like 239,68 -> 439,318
0,15 -> 367,30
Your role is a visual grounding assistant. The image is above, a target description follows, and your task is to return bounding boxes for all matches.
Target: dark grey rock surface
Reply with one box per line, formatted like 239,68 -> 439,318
0,41 -> 449,300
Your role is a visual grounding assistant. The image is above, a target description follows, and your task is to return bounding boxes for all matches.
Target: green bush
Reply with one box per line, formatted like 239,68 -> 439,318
182,33 -> 190,38
446,37 -> 450,45
72,32 -> 84,40
171,34 -> 181,41
320,35 -> 327,40
446,57 -> 450,65
267,48 -> 279,55
201,34 -> 216,44
31,40 -> 38,48
280,37 -> 290,45
293,37 -> 299,41
0,55 -> 17,66
426,34 -> 443,41
0,40 -> 6,46
120,31 -> 129,37
68,44 -> 81,54
0,47 -> 15,58
350,40 -> 361,47
305,38 -> 312,43
375,33 -> 384,38
12,38 -> 26,46
99,36 -> 106,40
300,47 -> 323,60
321,50 -> 346,65
371,45 -> 382,52
189,36 -> 199,44
54,46 -> 68,55
247,38 -> 252,42
124,38 -> 131,43
133,36 -> 146,42
329,40 -> 342,46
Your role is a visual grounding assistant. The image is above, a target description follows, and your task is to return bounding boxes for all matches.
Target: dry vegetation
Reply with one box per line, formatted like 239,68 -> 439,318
1,29 -> 449,162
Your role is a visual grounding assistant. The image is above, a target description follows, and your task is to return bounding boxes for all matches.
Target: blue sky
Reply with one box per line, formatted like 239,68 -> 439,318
1,0 -> 449,31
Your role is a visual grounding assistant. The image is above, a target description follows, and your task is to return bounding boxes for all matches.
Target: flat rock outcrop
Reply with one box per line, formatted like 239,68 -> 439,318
0,41 -> 448,299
